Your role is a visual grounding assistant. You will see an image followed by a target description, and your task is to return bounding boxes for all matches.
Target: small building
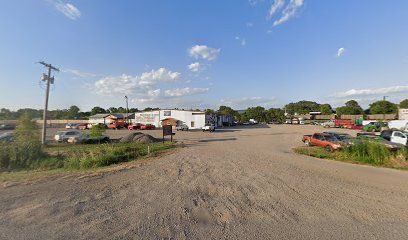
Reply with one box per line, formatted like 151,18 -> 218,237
88,114 -> 110,125
134,109 -> 211,129
89,113 -> 134,125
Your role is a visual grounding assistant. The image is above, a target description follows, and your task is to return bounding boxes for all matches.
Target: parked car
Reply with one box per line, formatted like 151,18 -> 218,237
176,124 -> 189,131
356,134 -> 402,151
0,132 -> 14,142
140,124 -> 155,130
78,123 -> 88,130
202,124 -> 215,132
380,130 -> 407,146
128,123 -> 141,130
302,133 -> 343,152
0,124 -> 15,130
323,132 -> 353,145
108,122 -> 126,130
65,123 -> 80,129
54,130 -> 83,142
321,120 -> 335,128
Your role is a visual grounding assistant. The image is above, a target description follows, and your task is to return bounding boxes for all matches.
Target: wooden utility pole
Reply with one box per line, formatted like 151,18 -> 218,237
38,61 -> 59,145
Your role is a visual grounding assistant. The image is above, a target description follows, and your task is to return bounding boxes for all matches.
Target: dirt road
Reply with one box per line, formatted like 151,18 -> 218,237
1,125 -> 408,239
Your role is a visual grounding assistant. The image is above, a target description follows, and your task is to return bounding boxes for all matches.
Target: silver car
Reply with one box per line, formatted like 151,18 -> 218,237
54,130 -> 82,142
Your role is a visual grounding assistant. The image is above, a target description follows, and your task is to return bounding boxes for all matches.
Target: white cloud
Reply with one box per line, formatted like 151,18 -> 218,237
94,68 -> 180,96
164,87 -> 209,97
63,68 -> 98,78
235,36 -> 247,46
188,62 -> 202,72
268,0 -> 285,19
332,85 -> 408,98
188,45 -> 221,61
138,68 -> 180,86
94,74 -> 139,95
246,22 -> 254,27
220,97 -> 276,109
93,68 -> 210,108
272,0 -> 304,27
248,0 -> 264,6
48,0 -> 81,20
336,47 -> 346,57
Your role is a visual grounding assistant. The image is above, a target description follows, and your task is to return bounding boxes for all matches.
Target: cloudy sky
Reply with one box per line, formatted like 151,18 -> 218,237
1,0 -> 408,111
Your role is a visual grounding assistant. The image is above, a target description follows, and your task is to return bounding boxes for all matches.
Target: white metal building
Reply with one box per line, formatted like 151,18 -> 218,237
134,109 -> 210,129
399,108 -> 408,120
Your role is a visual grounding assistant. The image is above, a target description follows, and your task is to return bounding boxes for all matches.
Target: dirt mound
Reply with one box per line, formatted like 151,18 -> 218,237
119,132 -> 143,143
120,132 -> 158,143
133,134 -> 157,143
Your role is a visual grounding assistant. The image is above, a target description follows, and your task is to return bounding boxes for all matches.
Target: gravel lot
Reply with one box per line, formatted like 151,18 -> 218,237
1,125 -> 408,239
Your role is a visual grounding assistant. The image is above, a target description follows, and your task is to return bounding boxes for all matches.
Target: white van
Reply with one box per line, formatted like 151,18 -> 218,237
388,120 -> 408,131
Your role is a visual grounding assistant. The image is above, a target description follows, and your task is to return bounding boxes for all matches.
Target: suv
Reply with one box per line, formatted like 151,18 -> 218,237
202,124 -> 215,132
176,124 -> 189,131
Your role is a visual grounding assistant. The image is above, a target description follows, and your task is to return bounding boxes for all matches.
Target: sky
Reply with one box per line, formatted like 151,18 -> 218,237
1,0 -> 408,111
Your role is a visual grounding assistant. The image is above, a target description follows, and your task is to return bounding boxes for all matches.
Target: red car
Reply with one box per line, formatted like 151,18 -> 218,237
108,122 -> 128,130
140,124 -> 155,130
128,123 -> 141,130
78,123 -> 88,130
302,133 -> 343,152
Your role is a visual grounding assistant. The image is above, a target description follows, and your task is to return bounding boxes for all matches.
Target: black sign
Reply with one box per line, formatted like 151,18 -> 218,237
163,125 -> 173,136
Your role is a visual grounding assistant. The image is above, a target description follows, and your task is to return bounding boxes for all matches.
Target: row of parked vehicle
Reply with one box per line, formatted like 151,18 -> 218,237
302,130 -> 407,152
54,130 -> 110,144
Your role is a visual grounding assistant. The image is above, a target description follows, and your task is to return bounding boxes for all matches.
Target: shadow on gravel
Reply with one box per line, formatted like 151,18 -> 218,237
198,138 -> 237,142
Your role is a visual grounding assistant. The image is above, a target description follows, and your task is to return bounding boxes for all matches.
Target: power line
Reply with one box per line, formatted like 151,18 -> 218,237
38,61 -> 59,145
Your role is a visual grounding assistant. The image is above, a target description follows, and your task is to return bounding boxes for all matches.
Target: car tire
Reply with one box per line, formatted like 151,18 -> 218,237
325,145 -> 333,152
305,140 -> 310,146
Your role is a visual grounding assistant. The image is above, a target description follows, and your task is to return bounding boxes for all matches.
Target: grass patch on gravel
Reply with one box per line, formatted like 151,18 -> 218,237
294,142 -> 408,170
0,142 -> 176,182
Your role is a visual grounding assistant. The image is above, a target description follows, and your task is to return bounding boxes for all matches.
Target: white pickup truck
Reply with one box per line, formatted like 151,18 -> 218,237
391,131 -> 408,146
381,130 -> 408,146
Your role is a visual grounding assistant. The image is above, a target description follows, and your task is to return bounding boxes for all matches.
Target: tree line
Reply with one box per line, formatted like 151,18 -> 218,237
1,99 -> 407,122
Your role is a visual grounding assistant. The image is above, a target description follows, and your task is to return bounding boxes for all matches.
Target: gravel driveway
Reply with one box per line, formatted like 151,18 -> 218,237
1,125 -> 407,239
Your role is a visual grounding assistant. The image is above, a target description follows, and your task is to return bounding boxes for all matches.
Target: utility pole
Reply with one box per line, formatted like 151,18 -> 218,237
38,61 -> 59,145
124,95 -> 129,124
382,96 -> 388,121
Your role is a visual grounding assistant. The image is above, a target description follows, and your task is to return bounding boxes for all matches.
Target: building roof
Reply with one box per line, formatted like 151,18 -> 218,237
89,114 -> 110,119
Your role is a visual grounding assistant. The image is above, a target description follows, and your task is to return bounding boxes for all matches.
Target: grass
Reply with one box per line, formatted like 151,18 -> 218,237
0,142 -> 176,182
294,141 -> 408,170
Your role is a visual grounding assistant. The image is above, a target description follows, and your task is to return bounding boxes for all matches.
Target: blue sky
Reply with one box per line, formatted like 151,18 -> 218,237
1,0 -> 408,111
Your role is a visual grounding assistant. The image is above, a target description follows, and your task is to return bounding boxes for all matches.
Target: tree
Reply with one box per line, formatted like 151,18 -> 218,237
217,106 -> 238,118
284,101 -> 320,115
205,109 -> 215,114
335,100 -> 364,116
91,106 -> 107,115
369,100 -> 398,114
242,106 -> 267,122
108,107 -> 118,113
319,104 -> 333,115
67,105 -> 80,119
266,108 -> 285,123
399,99 -> 408,108
0,108 -> 14,120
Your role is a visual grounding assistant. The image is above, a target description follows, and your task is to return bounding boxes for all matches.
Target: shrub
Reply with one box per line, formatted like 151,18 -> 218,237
342,141 -> 391,165
0,113 -> 45,170
64,142 -> 173,170
89,124 -> 106,138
